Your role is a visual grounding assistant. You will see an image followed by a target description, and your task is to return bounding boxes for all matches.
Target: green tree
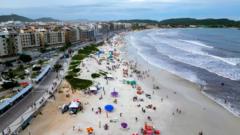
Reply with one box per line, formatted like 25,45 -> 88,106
19,54 -> 32,63
38,60 -> 44,65
53,64 -> 62,72
7,69 -> 15,81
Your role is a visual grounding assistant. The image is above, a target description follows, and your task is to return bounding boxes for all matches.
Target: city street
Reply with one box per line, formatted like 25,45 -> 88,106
0,67 -> 58,131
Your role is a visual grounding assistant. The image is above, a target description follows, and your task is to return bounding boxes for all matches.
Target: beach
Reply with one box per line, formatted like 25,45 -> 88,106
20,33 -> 240,135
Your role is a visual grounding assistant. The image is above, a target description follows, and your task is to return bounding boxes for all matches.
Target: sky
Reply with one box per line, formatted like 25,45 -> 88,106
0,0 -> 239,21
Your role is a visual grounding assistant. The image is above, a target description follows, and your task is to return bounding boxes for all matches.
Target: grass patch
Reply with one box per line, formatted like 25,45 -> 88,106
91,73 -> 101,78
65,44 -> 99,90
78,45 -> 99,55
99,70 -> 108,76
72,54 -> 86,61
65,75 -> 93,90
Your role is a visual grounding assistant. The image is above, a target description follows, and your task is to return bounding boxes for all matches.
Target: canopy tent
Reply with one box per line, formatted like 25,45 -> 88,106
106,74 -> 114,79
104,104 -> 114,112
123,78 -> 137,85
89,86 -> 97,91
69,101 -> 80,108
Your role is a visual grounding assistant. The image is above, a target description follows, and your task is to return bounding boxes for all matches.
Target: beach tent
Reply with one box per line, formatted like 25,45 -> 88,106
104,104 -> 114,112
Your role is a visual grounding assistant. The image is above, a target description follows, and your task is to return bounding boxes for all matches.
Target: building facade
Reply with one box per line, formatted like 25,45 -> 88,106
79,29 -> 95,42
0,31 -> 22,58
19,32 -> 41,49
43,31 -> 65,46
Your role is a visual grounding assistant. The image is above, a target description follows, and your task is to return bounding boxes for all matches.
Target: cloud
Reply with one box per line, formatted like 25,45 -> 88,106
0,0 -> 239,20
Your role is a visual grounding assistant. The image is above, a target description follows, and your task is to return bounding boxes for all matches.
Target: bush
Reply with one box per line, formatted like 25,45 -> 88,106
65,77 -> 93,90
91,73 -> 101,78
2,81 -> 19,89
19,54 -> 32,63
53,64 -> 62,72
72,68 -> 80,73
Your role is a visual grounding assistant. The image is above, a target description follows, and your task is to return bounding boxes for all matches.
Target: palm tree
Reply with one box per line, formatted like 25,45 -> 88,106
7,69 -> 15,81
53,64 -> 62,72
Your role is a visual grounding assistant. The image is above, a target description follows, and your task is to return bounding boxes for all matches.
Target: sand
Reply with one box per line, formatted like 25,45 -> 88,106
20,34 -> 240,135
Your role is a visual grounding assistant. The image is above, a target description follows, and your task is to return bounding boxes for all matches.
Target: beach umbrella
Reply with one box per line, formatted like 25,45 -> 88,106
121,122 -> 128,129
111,91 -> 119,97
104,104 -> 114,112
86,127 -> 94,133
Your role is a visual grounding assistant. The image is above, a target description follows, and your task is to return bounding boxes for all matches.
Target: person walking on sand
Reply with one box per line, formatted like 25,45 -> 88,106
73,126 -> 75,131
147,116 -> 152,121
103,87 -> 106,95
135,117 -> 138,122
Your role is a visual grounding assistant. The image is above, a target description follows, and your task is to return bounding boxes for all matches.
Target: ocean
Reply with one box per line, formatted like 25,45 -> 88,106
124,28 -> 240,117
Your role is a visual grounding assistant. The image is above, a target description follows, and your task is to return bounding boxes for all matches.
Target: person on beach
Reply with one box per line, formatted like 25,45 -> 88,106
135,117 -> 138,122
104,124 -> 109,130
147,116 -> 152,121
98,107 -> 102,114
73,126 -> 75,131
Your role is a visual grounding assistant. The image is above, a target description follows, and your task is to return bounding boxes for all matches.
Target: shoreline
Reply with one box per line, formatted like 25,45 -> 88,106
123,30 -> 240,118
20,33 -> 240,135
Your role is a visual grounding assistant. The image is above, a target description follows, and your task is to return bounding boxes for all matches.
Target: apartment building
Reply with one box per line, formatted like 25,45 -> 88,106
0,31 -> 22,58
64,27 -> 81,44
79,29 -> 95,42
43,31 -> 65,46
19,32 -> 41,49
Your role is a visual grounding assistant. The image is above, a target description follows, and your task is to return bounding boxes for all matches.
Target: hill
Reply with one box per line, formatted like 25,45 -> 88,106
35,17 -> 60,22
159,18 -> 240,27
0,14 -> 59,22
116,19 -> 159,24
0,14 -> 33,22
117,18 -> 240,28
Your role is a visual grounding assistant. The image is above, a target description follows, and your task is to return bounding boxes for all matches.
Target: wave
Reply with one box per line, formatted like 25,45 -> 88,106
179,39 -> 213,49
154,45 -> 240,81
127,36 -> 206,85
129,31 -> 240,81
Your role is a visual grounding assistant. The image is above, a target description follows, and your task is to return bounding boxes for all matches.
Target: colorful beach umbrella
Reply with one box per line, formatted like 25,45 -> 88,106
121,122 -> 128,128
104,104 -> 114,112
111,91 -> 119,97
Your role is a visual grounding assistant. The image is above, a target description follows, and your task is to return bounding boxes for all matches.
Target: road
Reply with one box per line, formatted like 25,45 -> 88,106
0,68 -> 57,131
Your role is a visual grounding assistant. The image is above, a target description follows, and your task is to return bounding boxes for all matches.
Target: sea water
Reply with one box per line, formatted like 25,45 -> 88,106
124,28 -> 240,117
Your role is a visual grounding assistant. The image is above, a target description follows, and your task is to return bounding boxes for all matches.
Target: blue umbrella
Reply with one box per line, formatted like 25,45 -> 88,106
104,104 -> 114,112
